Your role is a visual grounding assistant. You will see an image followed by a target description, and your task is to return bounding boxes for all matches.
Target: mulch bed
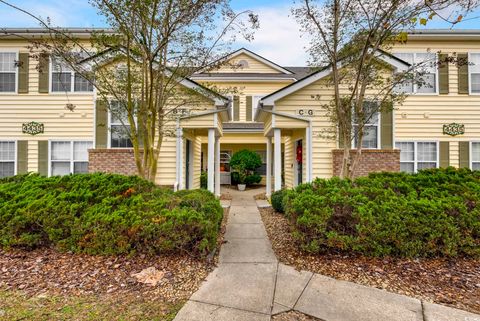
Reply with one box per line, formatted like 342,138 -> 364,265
272,311 -> 319,321
0,207 -> 230,308
260,207 -> 480,314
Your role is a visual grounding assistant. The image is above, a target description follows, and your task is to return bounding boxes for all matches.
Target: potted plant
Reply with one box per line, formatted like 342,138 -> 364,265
229,149 -> 262,191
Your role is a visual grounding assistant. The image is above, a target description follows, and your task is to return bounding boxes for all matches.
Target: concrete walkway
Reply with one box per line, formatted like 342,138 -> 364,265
174,188 -> 480,321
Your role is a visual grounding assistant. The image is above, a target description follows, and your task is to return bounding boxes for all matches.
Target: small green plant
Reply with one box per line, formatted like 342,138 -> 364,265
271,189 -> 287,213
200,171 -> 208,189
229,149 -> 262,186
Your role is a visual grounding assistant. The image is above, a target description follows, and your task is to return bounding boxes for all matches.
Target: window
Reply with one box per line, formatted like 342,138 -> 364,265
110,101 -> 133,148
469,53 -> 480,94
393,52 -> 437,94
255,150 -> 267,175
0,52 -> 17,93
51,56 -> 93,93
395,141 -> 438,173
0,141 -> 15,178
252,95 -> 265,122
353,101 -> 379,149
471,142 -> 480,170
220,151 -> 231,172
50,141 -> 92,176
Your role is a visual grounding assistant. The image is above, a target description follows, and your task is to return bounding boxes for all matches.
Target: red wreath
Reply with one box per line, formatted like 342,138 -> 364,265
296,144 -> 303,163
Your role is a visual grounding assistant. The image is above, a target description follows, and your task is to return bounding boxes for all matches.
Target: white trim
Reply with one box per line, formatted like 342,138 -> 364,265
274,128 -> 282,191
395,140 -> 439,173
48,140 -> 93,177
49,55 -> 94,94
469,141 -> 480,170
0,50 -> 19,94
468,52 -> 480,95
293,138 -> 303,187
207,128 -> 215,193
197,48 -> 293,75
0,140 -> 17,177
189,77 -> 296,82
307,121 -> 313,182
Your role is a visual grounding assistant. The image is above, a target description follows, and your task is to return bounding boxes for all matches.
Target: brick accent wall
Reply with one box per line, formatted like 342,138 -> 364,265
332,149 -> 400,178
88,149 -> 140,176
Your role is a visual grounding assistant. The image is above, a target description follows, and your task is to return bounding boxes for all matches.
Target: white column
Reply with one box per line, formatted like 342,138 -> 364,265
274,128 -> 282,192
266,136 -> 272,197
208,128 -> 215,193
215,135 -> 221,197
175,121 -> 184,191
305,123 -> 311,183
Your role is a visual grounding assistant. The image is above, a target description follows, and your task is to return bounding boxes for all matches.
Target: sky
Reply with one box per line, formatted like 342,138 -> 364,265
0,0 -> 479,66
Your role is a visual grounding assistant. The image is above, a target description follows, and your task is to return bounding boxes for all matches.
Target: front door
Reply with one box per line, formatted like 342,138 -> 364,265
295,139 -> 303,186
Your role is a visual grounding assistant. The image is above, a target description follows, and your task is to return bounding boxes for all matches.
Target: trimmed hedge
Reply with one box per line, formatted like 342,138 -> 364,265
283,168 -> 480,258
0,173 -> 223,256
271,189 -> 287,213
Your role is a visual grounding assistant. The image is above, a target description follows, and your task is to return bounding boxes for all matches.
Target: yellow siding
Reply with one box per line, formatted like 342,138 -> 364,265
211,53 -> 282,74
155,136 -> 177,186
275,79 -> 337,179
284,135 -> 293,188
392,39 -> 480,164
193,135 -> 202,189
197,81 -> 292,122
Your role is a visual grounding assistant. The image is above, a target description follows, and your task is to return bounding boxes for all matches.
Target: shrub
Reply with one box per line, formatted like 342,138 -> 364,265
283,168 -> 480,258
200,171 -> 208,189
229,149 -> 262,186
271,189 -> 287,213
0,173 -> 223,256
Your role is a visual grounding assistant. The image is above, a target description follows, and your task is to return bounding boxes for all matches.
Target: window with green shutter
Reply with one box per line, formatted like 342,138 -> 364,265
38,53 -> 50,93
459,141 -> 470,168
95,100 -> 108,148
18,53 -> 29,94
233,95 -> 240,121
438,54 -> 449,95
246,96 -> 253,121
16,141 -> 28,174
457,53 -> 469,94
439,141 -> 450,168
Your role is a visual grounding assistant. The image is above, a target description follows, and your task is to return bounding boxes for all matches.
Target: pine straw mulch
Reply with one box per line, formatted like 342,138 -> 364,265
272,311 -> 319,321
0,207 -> 230,320
259,207 -> 480,314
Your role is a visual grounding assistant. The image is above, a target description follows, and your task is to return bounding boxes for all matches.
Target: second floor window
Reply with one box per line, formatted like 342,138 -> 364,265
470,53 -> 480,94
0,52 -> 16,93
51,57 -> 93,93
393,52 -> 437,94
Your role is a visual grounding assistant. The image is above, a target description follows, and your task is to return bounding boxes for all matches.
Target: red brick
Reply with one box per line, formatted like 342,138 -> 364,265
332,149 -> 400,178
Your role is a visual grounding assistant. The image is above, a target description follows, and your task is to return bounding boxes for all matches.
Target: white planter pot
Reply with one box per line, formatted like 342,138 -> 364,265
238,184 -> 246,191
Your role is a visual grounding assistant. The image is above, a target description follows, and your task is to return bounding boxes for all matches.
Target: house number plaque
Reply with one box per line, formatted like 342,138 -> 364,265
22,121 -> 44,135
443,123 -> 465,136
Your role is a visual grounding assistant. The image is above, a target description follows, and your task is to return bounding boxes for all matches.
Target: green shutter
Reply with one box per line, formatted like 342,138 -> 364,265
95,100 -> 108,148
380,103 -> 394,149
38,141 -> 48,176
18,53 -> 29,94
16,141 -> 28,174
457,53 -> 469,95
459,141 -> 470,168
38,53 -> 49,93
438,53 -> 449,95
246,96 -> 253,121
439,141 -> 450,168
233,96 -> 240,121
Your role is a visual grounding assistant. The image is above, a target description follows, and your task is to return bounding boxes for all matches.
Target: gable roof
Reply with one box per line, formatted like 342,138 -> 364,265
260,49 -> 410,108
198,48 -> 294,75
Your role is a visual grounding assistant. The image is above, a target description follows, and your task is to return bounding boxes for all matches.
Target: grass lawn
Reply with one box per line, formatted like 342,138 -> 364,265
0,290 -> 183,321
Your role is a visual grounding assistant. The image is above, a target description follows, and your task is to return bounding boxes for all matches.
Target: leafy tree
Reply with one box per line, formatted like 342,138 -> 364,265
293,0 -> 479,178
0,0 -> 259,182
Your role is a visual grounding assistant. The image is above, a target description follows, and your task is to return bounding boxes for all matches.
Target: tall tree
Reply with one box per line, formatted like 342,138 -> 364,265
293,0 -> 479,178
0,0 -> 258,182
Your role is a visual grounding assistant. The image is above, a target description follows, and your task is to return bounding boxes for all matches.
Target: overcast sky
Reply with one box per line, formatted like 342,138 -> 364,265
1,0 -> 479,66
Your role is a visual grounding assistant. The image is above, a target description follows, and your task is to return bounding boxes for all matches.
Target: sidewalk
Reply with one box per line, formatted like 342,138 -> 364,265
174,187 -> 480,321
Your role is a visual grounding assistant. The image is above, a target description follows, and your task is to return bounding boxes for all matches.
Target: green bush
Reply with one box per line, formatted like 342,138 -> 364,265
200,171 -> 208,189
0,173 -> 223,256
229,149 -> 262,186
271,189 -> 287,213
283,168 -> 480,258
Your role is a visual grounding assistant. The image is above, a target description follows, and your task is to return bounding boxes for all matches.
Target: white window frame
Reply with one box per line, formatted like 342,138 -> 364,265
393,52 -> 439,96
352,103 -> 381,150
108,101 -> 137,149
469,141 -> 480,170
0,140 -> 17,177
252,94 -> 267,122
49,56 -> 93,94
48,140 -> 93,177
468,52 -> 480,95
0,50 -> 19,94
396,141 -> 439,173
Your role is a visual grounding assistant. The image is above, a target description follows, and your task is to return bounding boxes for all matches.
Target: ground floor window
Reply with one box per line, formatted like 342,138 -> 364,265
395,141 -> 438,173
50,141 -> 92,176
0,141 -> 15,178
471,142 -> 480,170
255,150 -> 267,175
